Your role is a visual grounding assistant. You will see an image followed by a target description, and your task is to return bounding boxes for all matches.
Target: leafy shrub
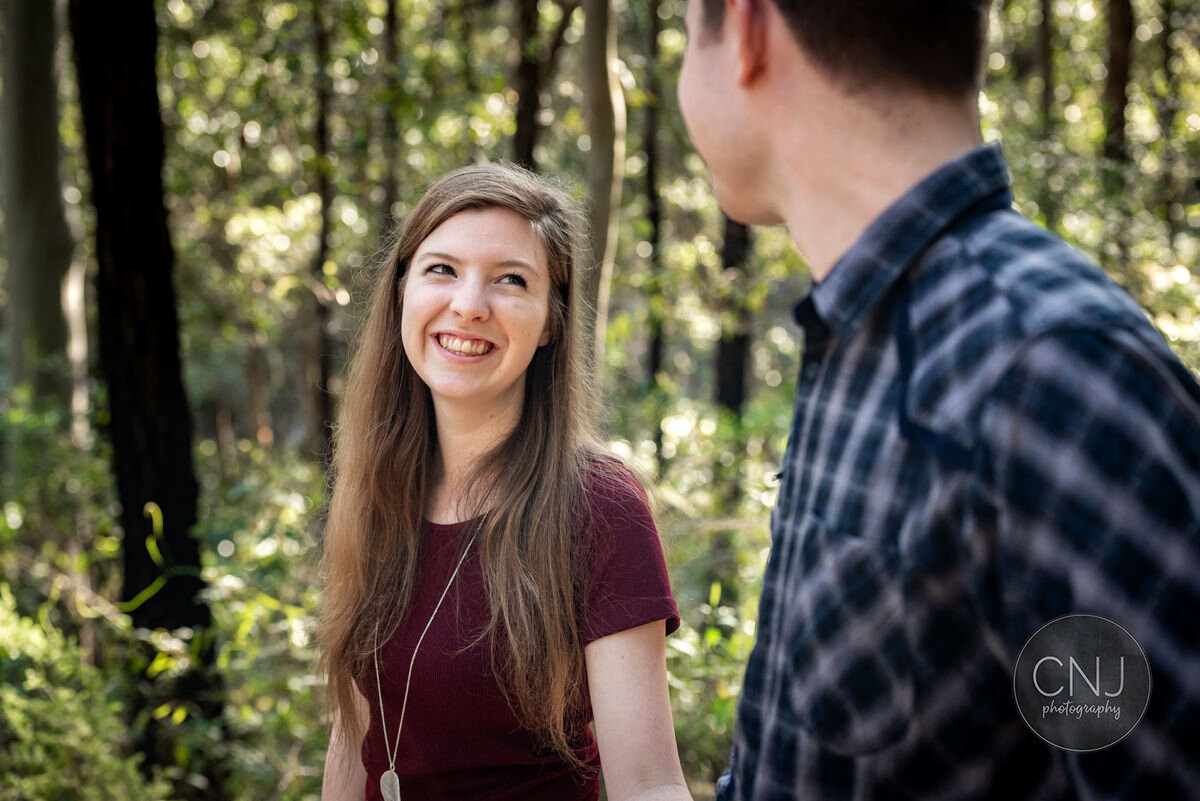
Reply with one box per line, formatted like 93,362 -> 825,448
193,441 -> 329,801
0,584 -> 174,801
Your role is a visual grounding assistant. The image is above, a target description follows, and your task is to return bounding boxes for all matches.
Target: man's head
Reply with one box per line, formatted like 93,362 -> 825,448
678,0 -> 991,235
694,0 -> 992,100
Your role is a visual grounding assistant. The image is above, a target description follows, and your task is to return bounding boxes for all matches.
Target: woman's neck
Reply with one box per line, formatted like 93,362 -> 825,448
428,395 -> 523,523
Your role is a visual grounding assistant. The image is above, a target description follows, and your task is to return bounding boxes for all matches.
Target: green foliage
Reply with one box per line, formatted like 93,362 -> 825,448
0,584 -> 174,801
2,389 -> 329,800
982,1 -> 1200,373
192,440 -> 328,801
0,388 -> 121,621
650,400 -> 789,789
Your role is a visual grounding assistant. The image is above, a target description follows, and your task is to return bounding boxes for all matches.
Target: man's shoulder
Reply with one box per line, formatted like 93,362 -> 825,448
917,207 -> 1146,337
902,209 -> 1171,443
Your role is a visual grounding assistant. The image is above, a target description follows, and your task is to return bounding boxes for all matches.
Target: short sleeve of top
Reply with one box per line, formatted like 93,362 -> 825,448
579,464 -> 680,644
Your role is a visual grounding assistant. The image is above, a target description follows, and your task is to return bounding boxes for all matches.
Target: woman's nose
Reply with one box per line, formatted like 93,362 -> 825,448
449,276 -> 489,321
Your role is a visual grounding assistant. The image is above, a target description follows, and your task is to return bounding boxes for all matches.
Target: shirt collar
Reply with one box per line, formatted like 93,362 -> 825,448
794,143 -> 1013,342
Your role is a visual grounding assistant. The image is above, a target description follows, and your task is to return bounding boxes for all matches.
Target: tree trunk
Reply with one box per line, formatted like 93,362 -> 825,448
512,0 -> 578,171
68,0 -> 206,653
1037,0 -> 1053,138
246,330 -> 275,447
1102,0 -> 1135,276
457,0 -> 478,96
708,216 -> 753,611
309,0 -> 335,463
380,0 -> 400,235
1,0 -> 75,404
581,0 -> 626,368
513,0 -> 541,169
1155,0 -> 1181,261
715,219 -> 752,423
542,3 -> 578,106
1036,0 -> 1059,232
643,0 -> 666,468
1103,0 -> 1134,163
67,2 -> 228,797
714,216 -> 753,512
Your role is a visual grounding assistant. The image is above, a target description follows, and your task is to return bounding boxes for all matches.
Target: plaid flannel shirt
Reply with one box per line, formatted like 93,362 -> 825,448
717,144 -> 1200,801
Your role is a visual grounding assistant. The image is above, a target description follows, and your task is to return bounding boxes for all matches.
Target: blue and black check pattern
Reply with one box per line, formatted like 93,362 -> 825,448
717,144 -> 1200,800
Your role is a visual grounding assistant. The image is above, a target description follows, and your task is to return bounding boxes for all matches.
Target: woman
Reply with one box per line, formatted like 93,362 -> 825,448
319,162 -> 692,801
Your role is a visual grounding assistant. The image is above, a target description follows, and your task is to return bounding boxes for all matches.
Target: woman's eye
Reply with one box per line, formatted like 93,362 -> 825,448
426,263 -> 455,276
499,273 -> 528,288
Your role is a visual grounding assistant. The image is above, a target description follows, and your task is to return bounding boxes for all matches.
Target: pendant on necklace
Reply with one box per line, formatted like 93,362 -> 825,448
380,768 -> 401,801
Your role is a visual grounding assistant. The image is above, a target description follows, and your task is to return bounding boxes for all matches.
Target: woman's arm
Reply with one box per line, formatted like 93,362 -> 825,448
321,685 -> 369,801
586,620 -> 693,801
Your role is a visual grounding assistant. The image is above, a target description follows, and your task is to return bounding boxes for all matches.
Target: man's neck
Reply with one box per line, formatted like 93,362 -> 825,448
766,87 -> 983,282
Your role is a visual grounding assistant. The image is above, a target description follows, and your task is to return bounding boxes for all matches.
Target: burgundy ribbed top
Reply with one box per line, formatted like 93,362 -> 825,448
357,467 -> 680,800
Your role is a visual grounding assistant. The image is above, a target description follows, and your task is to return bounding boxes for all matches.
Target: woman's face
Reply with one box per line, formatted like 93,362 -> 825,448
401,207 -> 552,421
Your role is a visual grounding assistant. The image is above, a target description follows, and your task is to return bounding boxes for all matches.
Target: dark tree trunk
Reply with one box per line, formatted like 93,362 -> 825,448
1037,0 -> 1054,137
310,0 -> 335,462
1036,0 -> 1059,232
67,2 -> 228,797
246,331 -> 274,447
714,216 -> 753,511
380,0 -> 400,235
715,219 -> 752,420
512,0 -> 578,170
513,0 -> 541,169
643,0 -> 666,467
1102,0 -> 1135,276
1103,0 -> 1134,163
708,216 -> 753,610
542,3 -> 577,98
1,0 -> 75,403
68,0 -> 205,651
1155,0 -> 1181,261
455,0 -> 479,96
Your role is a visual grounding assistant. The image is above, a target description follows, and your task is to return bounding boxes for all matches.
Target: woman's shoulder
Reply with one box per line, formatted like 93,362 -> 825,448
580,453 -> 652,518
575,452 -> 657,550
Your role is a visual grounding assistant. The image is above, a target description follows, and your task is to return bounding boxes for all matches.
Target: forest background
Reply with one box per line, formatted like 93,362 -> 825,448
0,0 -> 1197,799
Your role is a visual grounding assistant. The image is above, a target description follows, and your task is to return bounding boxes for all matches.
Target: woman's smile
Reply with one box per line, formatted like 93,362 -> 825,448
435,333 -> 496,358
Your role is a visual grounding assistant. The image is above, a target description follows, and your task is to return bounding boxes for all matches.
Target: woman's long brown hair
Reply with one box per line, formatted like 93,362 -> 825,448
318,162 -> 611,768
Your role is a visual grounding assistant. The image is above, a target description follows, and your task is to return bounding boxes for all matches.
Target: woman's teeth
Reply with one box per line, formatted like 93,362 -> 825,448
438,334 -> 493,356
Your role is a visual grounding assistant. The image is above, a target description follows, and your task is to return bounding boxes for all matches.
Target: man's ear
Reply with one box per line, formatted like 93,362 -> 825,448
730,0 -> 767,86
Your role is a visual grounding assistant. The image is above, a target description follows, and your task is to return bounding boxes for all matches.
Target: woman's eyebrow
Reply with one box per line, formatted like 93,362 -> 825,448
414,250 -> 461,263
417,250 -> 537,271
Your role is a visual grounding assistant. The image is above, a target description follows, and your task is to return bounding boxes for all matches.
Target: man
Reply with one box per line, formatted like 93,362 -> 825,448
677,1 -> 1200,799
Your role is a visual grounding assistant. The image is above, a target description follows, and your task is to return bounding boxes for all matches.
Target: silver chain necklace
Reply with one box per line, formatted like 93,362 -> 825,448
373,533 -> 476,801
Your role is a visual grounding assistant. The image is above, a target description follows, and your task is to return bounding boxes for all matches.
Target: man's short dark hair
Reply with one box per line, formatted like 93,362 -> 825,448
699,0 -> 992,99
